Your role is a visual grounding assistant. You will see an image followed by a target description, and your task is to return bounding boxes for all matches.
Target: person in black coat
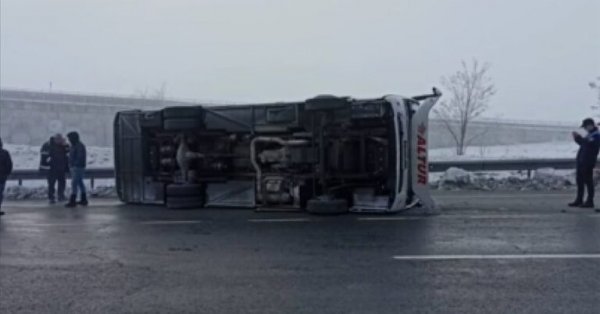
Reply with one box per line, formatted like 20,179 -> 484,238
65,131 -> 87,207
0,137 -> 14,216
569,118 -> 600,208
40,134 -> 70,203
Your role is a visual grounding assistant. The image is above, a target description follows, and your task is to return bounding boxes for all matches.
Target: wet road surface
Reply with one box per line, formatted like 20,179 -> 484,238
1,191 -> 599,314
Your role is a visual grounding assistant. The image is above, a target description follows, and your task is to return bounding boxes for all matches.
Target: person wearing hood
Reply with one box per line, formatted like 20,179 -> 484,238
569,118 -> 600,209
65,131 -> 87,207
40,134 -> 70,203
0,137 -> 14,216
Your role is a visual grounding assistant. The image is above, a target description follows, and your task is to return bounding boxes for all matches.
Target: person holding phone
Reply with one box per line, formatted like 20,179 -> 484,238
569,118 -> 600,209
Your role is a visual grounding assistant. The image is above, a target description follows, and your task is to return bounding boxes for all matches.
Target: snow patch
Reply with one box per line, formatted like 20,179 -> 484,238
3,143 -> 114,169
3,185 -> 116,200
432,167 -> 577,191
430,141 -> 577,161
438,167 -> 473,186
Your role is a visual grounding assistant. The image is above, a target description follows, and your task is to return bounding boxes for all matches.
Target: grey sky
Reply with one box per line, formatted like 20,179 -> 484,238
1,0 -> 599,121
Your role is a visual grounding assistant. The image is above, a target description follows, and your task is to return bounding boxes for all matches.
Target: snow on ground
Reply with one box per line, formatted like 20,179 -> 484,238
3,143 -> 116,195
4,184 -> 117,200
429,141 -> 579,189
1,141 -> 581,198
432,166 -> 577,191
5,141 -> 577,170
430,141 -> 577,161
4,143 -> 114,169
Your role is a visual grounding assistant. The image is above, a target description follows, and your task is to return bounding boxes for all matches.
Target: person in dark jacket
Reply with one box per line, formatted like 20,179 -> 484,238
40,134 -> 70,203
65,131 -> 87,207
569,118 -> 600,208
0,137 -> 14,216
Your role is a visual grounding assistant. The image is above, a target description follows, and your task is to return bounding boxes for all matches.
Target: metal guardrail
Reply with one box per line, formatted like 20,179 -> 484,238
5,159 -> 577,185
7,168 -> 115,188
428,158 -> 576,173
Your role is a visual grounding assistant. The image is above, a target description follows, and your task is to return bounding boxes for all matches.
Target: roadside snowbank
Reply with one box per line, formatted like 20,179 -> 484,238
429,141 -> 583,191
432,167 -> 579,191
3,185 -> 117,200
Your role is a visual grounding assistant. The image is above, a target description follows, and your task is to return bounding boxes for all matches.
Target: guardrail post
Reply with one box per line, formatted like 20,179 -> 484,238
91,177 -> 95,190
18,179 -> 22,186
527,169 -> 532,179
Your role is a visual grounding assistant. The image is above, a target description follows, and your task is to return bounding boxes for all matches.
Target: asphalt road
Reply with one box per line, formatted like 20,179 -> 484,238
1,191 -> 599,314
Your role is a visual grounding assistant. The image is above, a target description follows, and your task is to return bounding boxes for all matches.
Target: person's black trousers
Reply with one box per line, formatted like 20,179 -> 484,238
575,165 -> 595,203
47,172 -> 66,201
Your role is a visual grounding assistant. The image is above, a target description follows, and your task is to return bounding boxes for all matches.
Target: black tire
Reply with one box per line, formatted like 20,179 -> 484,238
166,197 -> 205,210
140,111 -> 163,128
163,118 -> 204,131
162,107 -> 204,119
166,184 -> 204,197
306,198 -> 348,215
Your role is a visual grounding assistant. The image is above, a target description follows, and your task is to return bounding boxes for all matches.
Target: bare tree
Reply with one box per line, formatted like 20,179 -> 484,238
435,59 -> 496,155
134,82 -> 167,105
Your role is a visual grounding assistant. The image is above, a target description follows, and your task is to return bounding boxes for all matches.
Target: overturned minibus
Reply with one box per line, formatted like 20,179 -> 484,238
114,88 -> 441,214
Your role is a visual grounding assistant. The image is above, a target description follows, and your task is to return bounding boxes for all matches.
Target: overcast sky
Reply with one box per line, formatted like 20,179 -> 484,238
1,0 -> 599,121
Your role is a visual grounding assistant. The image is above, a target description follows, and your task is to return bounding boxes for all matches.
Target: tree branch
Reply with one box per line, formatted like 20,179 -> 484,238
440,59 -> 495,155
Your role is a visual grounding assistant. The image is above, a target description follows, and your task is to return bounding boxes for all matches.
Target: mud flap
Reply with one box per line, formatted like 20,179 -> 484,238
410,94 -> 441,214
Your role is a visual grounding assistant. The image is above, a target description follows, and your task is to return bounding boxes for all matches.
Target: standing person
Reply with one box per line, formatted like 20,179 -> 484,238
39,137 -> 52,202
569,118 -> 600,209
0,138 -> 14,216
52,134 -> 70,202
65,131 -> 87,207
40,134 -> 70,204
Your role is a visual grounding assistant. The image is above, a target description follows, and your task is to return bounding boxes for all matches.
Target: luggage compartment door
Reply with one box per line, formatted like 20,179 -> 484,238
114,111 -> 164,204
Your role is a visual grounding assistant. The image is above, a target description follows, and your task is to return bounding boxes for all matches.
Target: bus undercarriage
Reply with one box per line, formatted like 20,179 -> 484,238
114,89 -> 441,214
